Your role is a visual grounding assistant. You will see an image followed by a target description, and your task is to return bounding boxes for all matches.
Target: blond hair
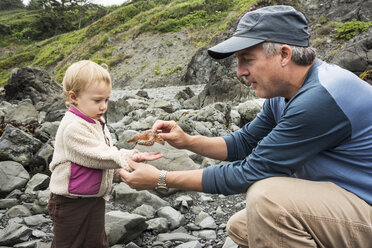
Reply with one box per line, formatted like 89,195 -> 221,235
62,60 -> 111,107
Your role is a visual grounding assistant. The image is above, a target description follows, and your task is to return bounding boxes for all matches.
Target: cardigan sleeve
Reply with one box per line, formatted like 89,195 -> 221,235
62,121 -> 137,170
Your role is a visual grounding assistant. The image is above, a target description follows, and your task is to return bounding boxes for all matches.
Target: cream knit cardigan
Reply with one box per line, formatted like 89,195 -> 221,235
49,110 -> 137,199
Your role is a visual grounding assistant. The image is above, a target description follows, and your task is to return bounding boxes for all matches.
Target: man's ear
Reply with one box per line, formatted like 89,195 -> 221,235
280,45 -> 292,67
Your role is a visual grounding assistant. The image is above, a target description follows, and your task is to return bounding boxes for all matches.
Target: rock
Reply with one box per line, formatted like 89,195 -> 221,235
222,237 -> 239,248
0,161 -> 30,196
6,205 -> 32,218
112,183 -> 169,209
175,87 -> 195,103
175,241 -> 202,248
194,230 -> 217,240
105,211 -> 147,245
146,217 -> 168,233
5,100 -> 39,124
107,98 -> 133,123
157,206 -> 186,230
30,141 -> 54,174
0,125 -> 42,166
0,198 -> 19,209
13,239 -> 41,248
331,28 -> 372,75
23,214 -> 50,226
34,122 -> 60,143
0,223 -> 32,246
25,174 -> 50,194
156,232 -> 198,242
238,99 -> 265,123
4,67 -> 63,112
133,204 -> 156,219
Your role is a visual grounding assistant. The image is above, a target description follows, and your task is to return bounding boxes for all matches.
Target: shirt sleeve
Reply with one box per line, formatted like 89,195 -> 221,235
223,99 -> 277,161
202,88 -> 352,195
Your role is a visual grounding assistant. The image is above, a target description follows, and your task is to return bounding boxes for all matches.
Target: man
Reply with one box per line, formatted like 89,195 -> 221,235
120,5 -> 372,247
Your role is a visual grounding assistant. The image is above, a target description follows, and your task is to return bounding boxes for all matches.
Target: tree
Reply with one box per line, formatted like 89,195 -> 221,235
0,0 -> 24,10
27,0 -> 44,10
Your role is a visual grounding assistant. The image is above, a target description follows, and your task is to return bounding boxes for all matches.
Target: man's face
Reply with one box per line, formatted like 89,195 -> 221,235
235,45 -> 285,99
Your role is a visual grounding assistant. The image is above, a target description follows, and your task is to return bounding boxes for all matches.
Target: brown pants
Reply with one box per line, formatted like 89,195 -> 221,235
48,193 -> 108,248
227,177 -> 372,248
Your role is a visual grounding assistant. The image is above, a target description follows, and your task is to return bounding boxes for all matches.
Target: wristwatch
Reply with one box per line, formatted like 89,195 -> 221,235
155,170 -> 169,192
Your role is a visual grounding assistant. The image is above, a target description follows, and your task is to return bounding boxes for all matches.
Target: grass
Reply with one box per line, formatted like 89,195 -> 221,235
0,0 -> 261,86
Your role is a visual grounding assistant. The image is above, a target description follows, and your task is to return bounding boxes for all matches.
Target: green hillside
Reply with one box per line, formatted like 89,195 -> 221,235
0,0 -> 262,85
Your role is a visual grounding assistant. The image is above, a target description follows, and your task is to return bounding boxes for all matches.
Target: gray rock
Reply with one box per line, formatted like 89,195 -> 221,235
6,205 -> 32,218
0,161 -> 30,196
0,125 -> 42,166
31,189 -> 50,214
23,214 -> 50,226
199,216 -> 217,229
194,230 -> 217,240
0,199 -> 19,209
175,241 -> 202,248
25,174 -> 50,194
238,99 -> 264,123
4,67 -> 62,111
5,101 -> 39,124
13,239 -> 41,248
0,223 -> 32,246
157,206 -> 185,230
156,232 -> 198,242
112,183 -> 169,209
146,217 -> 168,233
107,98 -> 133,123
31,142 -> 54,174
34,121 -> 60,143
133,204 -> 156,219
331,28 -> 372,75
222,237 -> 239,248
105,211 -> 147,245
149,99 -> 173,113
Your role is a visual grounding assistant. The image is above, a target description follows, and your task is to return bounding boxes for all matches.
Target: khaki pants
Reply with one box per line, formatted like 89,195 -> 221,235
227,177 -> 372,248
48,193 -> 108,248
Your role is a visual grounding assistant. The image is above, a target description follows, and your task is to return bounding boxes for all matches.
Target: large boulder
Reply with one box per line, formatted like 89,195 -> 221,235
4,67 -> 63,110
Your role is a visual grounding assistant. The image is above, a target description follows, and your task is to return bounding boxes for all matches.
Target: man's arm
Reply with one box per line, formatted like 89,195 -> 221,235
152,120 -> 228,161
119,160 -> 203,191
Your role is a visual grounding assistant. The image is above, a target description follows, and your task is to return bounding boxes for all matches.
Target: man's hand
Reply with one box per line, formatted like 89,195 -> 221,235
152,120 -> 190,149
119,159 -> 159,190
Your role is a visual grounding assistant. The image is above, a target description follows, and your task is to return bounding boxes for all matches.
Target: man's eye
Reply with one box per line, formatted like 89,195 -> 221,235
94,100 -> 101,103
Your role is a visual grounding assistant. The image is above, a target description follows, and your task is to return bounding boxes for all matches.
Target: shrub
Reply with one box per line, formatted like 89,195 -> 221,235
335,19 -> 372,40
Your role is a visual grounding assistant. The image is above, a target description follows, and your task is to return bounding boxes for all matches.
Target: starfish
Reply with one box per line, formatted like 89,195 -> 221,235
128,130 -> 165,148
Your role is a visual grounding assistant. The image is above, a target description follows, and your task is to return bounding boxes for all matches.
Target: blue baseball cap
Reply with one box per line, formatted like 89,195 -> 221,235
208,5 -> 310,59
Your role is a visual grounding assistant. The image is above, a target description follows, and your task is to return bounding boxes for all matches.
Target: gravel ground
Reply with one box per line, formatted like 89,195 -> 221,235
107,190 -> 247,247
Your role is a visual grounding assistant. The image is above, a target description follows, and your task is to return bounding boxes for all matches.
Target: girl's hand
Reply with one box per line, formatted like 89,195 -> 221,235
132,151 -> 163,162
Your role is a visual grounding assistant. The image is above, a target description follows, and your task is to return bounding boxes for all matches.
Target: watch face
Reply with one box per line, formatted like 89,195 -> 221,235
155,186 -> 169,194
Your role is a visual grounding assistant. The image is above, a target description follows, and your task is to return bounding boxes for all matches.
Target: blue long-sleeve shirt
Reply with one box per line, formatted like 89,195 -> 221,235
202,60 -> 372,205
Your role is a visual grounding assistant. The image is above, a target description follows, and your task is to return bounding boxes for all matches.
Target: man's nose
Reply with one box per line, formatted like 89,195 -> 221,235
236,63 -> 249,78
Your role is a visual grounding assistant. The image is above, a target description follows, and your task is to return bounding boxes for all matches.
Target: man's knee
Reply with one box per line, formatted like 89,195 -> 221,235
226,210 -> 248,247
246,177 -> 294,222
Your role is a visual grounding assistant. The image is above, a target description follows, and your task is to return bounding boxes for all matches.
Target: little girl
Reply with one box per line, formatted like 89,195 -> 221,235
48,60 -> 162,248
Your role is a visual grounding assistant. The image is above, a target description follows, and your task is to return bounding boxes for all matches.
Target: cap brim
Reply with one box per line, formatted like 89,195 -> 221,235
208,36 -> 264,59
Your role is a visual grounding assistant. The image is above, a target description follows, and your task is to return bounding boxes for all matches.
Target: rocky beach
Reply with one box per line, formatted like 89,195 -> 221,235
0,0 -> 372,247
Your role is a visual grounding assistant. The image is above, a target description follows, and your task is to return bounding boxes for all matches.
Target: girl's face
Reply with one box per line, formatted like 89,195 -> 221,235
69,81 -> 111,121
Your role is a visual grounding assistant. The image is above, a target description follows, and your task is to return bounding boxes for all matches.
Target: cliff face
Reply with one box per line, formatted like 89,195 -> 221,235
105,0 -> 371,105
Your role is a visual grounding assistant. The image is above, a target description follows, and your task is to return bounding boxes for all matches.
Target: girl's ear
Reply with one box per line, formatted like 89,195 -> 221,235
68,91 -> 78,104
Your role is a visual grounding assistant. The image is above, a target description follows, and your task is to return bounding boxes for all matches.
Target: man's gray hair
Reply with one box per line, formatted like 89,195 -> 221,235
262,42 -> 316,66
